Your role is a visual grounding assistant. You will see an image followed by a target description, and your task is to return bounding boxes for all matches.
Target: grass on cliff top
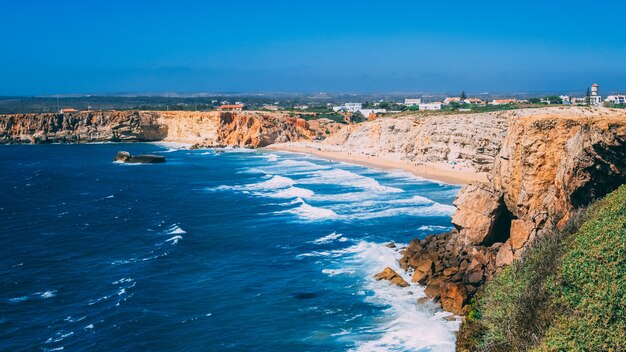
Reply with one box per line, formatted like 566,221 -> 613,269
457,185 -> 626,352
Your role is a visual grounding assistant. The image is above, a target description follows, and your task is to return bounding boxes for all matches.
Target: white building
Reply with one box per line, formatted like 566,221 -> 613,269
589,83 -> 602,106
359,108 -> 386,117
404,98 -> 422,106
333,102 -> 362,112
560,95 -> 571,104
605,95 -> 626,105
419,102 -> 442,111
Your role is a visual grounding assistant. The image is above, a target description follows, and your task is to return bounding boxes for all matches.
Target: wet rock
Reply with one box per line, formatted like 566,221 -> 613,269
416,297 -> 431,304
440,282 -> 468,315
374,267 -> 409,287
114,151 -> 165,164
411,258 -> 433,284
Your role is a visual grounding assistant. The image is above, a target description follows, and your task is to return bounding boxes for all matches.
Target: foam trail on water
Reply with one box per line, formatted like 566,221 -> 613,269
301,169 -> 404,193
166,225 -> 187,235
277,198 -> 339,221
310,232 -> 348,245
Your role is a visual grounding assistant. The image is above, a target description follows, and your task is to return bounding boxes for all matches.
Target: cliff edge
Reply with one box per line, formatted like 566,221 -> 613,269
399,107 -> 626,315
0,110 -> 320,147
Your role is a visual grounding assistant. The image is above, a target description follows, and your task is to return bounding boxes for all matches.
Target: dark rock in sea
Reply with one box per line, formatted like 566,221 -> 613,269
114,151 -> 165,164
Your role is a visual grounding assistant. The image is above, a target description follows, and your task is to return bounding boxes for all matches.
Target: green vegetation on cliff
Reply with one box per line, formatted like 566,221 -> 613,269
458,185 -> 626,352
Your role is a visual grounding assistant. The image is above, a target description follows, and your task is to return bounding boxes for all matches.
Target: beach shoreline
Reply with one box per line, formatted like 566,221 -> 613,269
266,142 -> 487,185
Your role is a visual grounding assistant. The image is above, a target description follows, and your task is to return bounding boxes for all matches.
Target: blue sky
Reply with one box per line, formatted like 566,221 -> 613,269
2,0 -> 626,95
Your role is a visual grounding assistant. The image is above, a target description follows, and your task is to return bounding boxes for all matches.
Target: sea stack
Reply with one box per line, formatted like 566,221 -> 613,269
114,151 -> 165,164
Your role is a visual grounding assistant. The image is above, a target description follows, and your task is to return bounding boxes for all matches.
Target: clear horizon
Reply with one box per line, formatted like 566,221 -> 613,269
2,0 -> 626,95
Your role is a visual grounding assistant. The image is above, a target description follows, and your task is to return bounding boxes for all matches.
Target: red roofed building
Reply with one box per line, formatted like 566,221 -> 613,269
60,108 -> 78,113
218,104 -> 245,111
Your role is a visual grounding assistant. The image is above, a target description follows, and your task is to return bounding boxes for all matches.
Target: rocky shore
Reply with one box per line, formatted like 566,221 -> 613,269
394,107 -> 626,315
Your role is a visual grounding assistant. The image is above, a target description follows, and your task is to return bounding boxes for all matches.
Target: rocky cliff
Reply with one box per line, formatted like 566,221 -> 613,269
0,110 -> 318,147
398,107 -> 626,314
325,112 -> 509,173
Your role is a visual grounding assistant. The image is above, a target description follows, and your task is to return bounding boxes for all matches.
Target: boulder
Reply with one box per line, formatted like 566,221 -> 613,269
374,267 -> 409,287
440,282 -> 468,315
411,258 -> 433,284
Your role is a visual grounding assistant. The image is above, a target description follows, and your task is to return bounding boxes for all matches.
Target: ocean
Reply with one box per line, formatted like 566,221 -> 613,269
0,143 -> 461,352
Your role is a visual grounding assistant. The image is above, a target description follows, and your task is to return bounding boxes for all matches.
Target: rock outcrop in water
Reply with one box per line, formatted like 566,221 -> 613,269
114,151 -> 165,164
0,110 -> 319,147
398,107 -> 626,314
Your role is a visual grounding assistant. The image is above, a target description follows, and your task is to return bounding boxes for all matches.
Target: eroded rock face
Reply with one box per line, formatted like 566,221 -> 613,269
401,107 -> 626,315
452,183 -> 506,246
0,110 -> 318,147
0,111 -> 167,144
325,111 -> 509,173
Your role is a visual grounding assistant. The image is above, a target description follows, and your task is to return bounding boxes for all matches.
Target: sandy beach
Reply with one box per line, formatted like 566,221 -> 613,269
266,142 -> 488,185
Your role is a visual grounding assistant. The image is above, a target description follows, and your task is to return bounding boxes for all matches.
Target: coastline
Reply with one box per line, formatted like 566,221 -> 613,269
266,142 -> 488,185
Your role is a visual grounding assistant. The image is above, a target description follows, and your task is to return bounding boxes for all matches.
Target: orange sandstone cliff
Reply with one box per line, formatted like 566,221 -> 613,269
399,107 -> 626,314
0,110 -> 319,147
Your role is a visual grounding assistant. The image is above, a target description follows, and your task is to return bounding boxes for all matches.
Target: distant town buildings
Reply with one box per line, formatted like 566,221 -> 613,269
218,104 -> 245,111
60,108 -> 78,113
419,102 -> 443,111
333,103 -> 362,112
359,108 -> 387,116
492,99 -> 517,105
606,95 -> 626,105
262,105 -> 279,111
464,98 -> 484,104
403,98 -> 422,106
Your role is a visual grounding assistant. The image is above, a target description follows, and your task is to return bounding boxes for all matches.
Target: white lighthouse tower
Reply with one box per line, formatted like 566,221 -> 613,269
589,83 -> 602,106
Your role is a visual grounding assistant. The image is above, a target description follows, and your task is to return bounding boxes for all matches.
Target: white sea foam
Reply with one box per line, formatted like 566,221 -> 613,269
210,174 -> 315,200
9,295 -> 29,303
264,153 -> 280,162
301,168 -> 404,193
249,175 -> 295,190
321,268 -> 356,276
315,241 -> 459,352
310,232 -> 347,245
166,225 -> 187,235
338,203 -> 456,220
417,225 -> 454,232
166,235 -> 183,244
40,290 -> 57,299
271,186 -> 315,199
276,198 -> 339,221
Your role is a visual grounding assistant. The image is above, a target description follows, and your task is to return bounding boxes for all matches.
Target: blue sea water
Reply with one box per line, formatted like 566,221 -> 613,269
0,143 -> 461,352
